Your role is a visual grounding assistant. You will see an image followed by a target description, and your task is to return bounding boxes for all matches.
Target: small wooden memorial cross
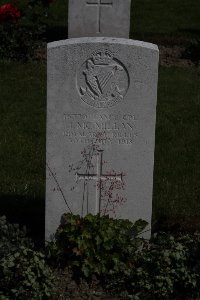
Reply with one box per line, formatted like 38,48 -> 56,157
76,150 -> 123,214
86,0 -> 113,33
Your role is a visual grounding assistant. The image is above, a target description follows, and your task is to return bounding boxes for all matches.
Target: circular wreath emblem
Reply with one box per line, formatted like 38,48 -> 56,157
77,50 -> 129,109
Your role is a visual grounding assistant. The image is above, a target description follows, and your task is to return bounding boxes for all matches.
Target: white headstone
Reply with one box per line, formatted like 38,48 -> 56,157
68,0 -> 131,38
46,37 -> 159,240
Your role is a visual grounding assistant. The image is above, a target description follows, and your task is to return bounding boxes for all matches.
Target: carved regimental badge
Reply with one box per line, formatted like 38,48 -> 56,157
77,50 -> 129,108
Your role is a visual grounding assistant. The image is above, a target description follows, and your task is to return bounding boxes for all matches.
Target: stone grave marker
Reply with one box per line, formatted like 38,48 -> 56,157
68,0 -> 131,38
46,37 -> 159,240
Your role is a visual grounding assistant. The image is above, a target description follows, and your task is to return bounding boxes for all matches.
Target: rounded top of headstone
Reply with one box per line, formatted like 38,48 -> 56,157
47,37 -> 159,52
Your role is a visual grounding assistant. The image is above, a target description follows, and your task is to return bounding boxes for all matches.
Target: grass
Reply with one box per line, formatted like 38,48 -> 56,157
0,61 -> 200,236
0,61 -> 46,238
153,66 -> 200,227
131,0 -> 200,40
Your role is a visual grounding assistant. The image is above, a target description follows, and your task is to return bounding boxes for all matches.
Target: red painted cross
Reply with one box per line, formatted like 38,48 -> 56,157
86,0 -> 113,33
76,150 -> 122,214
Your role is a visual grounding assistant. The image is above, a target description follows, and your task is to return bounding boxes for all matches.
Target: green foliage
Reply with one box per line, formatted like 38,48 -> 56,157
0,215 -> 33,254
109,233 -> 200,300
0,216 -> 55,299
47,213 -> 147,278
47,214 -> 200,299
0,0 -> 46,60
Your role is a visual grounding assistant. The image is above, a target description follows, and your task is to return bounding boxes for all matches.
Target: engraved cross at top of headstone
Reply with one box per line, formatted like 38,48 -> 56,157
68,0 -> 131,38
86,0 -> 113,33
76,150 -> 122,214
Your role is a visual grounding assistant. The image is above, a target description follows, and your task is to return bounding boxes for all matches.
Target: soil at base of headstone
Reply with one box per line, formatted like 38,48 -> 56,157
52,268 -> 119,300
159,45 -> 199,68
52,267 -> 200,300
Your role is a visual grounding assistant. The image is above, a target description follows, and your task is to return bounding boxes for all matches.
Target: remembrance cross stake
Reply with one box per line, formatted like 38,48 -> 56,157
76,150 -> 122,214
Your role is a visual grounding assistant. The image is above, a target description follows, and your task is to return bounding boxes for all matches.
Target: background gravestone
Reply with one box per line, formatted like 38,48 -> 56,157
46,37 -> 159,240
68,0 -> 132,38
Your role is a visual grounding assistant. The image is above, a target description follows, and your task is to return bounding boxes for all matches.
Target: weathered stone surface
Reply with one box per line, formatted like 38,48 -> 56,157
68,0 -> 131,38
46,37 -> 159,240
